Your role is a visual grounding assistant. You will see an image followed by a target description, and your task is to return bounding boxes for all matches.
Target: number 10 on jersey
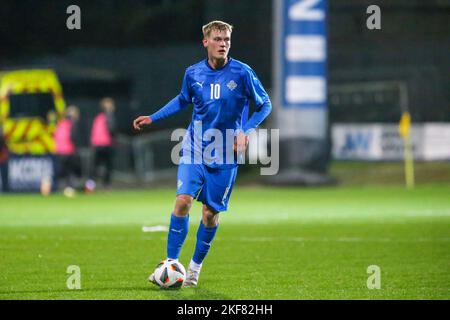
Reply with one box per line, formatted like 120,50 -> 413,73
210,84 -> 221,100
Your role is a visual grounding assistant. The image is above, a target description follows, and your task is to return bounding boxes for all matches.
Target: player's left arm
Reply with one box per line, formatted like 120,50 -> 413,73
235,68 -> 272,152
242,68 -> 272,135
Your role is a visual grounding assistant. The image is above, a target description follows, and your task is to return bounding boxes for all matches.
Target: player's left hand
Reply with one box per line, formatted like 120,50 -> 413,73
234,131 -> 249,153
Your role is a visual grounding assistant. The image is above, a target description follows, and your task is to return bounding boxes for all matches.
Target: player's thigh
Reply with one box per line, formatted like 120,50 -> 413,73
200,166 -> 238,213
176,163 -> 204,199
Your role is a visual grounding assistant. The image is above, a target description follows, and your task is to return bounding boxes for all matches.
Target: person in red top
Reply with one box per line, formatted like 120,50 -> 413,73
54,105 -> 82,193
90,97 -> 116,188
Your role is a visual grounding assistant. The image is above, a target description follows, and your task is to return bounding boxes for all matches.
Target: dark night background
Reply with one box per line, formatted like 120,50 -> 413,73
1,0 -> 449,137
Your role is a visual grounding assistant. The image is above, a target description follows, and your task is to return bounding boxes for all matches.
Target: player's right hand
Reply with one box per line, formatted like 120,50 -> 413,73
133,116 -> 152,131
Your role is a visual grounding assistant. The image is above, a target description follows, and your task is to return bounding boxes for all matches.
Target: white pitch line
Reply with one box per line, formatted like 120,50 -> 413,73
142,225 -> 168,233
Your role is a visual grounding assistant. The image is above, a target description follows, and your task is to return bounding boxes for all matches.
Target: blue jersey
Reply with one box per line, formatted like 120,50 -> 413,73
150,57 -> 272,168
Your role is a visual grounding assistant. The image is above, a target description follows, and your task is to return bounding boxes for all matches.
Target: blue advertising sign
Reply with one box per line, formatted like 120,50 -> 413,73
5,155 -> 57,192
279,0 -> 327,109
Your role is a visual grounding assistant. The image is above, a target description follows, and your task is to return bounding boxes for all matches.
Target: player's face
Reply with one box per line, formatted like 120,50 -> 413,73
203,29 -> 231,61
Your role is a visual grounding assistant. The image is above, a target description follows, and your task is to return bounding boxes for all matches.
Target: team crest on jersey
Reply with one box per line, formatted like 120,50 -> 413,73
227,80 -> 237,91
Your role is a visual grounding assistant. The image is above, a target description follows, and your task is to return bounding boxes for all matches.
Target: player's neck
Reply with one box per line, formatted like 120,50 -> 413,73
207,56 -> 228,70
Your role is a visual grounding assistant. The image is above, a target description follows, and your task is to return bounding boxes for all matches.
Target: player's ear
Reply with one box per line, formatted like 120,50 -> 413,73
202,38 -> 208,48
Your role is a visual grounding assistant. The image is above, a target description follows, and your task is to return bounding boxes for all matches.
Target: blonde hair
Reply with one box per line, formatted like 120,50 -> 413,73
202,20 -> 233,39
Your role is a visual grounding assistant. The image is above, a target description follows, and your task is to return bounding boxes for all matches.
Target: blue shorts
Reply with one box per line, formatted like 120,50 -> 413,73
176,163 -> 238,213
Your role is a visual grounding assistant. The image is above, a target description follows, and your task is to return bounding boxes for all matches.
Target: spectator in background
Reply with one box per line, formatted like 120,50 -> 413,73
89,97 -> 116,189
54,105 -> 82,196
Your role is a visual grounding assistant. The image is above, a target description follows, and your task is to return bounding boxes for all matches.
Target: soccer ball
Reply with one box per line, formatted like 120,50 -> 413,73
153,260 -> 186,289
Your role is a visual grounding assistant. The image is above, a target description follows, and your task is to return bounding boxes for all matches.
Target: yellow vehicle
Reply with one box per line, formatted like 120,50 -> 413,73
0,69 -> 66,155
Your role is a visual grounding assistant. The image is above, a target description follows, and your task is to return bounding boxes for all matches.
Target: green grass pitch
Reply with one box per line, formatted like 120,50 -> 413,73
0,184 -> 449,299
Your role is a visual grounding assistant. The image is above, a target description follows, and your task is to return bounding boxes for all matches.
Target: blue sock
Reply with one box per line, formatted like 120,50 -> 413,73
167,214 -> 189,260
192,221 -> 218,264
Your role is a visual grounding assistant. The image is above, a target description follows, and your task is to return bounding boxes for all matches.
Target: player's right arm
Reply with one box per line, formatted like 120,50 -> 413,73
133,115 -> 153,130
133,70 -> 192,131
133,95 -> 189,130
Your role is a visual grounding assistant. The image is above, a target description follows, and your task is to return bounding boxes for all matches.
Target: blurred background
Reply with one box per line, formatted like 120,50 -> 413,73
0,0 -> 449,192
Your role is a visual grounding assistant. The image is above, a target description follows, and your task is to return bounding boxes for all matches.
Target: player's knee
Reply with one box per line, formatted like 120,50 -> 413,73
202,206 -> 219,227
174,195 -> 193,216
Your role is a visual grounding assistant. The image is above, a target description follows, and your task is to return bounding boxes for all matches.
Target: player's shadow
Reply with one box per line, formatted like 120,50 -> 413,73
150,286 -> 232,300
0,286 -> 152,296
0,286 -> 232,300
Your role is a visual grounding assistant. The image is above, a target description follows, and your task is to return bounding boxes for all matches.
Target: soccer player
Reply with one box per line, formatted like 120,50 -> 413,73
133,20 -> 272,287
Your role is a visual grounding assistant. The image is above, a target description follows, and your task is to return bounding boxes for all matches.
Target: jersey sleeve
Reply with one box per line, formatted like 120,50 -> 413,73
179,69 -> 192,103
149,70 -> 191,123
242,68 -> 272,134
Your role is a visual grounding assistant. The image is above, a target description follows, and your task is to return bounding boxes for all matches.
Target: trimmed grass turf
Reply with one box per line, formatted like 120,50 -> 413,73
0,184 -> 449,299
